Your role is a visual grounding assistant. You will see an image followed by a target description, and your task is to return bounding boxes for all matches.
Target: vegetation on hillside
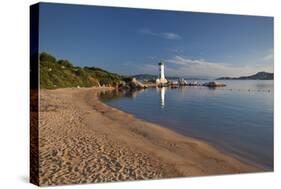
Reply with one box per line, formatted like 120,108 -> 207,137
39,52 -> 130,89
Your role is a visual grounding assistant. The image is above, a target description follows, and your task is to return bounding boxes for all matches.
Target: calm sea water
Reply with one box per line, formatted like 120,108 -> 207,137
100,80 -> 273,169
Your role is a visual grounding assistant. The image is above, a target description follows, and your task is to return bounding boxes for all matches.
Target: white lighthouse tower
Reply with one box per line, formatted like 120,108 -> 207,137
156,61 -> 168,85
159,61 -> 165,80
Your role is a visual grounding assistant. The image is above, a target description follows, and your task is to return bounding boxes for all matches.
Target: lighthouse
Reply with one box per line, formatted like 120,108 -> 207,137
159,61 -> 165,80
156,61 -> 168,85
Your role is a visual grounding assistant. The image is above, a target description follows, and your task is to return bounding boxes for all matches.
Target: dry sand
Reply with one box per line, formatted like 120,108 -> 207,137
37,87 -> 261,186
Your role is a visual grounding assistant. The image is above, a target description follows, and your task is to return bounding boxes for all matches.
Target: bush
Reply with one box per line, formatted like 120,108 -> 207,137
40,52 -> 56,63
57,59 -> 73,68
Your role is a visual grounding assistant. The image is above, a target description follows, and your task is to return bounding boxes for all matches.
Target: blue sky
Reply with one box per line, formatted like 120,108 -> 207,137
39,3 -> 273,78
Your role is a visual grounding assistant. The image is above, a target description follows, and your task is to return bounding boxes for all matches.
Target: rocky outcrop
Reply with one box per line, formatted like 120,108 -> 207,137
203,81 -> 226,87
118,78 -> 147,90
130,78 -> 147,89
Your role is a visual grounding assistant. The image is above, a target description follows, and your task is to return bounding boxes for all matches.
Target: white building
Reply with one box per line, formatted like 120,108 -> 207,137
156,61 -> 168,85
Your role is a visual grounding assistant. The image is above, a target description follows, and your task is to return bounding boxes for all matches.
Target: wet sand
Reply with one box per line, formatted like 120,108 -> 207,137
38,87 -> 261,186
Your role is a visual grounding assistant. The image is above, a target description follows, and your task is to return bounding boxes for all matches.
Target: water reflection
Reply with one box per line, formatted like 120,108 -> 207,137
99,88 -> 146,102
132,89 -> 145,98
103,80 -> 274,169
160,87 -> 166,108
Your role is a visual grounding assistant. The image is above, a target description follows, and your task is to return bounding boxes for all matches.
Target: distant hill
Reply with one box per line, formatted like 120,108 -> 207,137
132,74 -> 158,80
132,74 -> 207,81
216,72 -> 273,80
39,52 -> 130,89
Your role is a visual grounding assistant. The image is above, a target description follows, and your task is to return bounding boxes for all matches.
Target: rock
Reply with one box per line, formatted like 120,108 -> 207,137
203,81 -> 226,87
118,81 -> 130,90
129,78 -> 147,89
156,78 -> 168,85
118,78 -> 147,90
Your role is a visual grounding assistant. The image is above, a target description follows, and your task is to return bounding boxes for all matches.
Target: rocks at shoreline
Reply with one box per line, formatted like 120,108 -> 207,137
118,78 -> 147,90
117,78 -> 227,90
203,81 -> 226,87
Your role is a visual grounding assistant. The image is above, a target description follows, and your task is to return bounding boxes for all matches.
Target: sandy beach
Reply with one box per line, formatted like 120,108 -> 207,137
37,87 -> 261,186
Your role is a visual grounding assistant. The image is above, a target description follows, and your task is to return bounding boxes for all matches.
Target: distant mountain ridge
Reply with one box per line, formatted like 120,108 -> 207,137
131,74 -> 158,80
132,74 -> 207,81
216,72 -> 273,80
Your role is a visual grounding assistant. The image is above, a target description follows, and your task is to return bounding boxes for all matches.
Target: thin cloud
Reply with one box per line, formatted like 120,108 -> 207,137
141,64 -> 158,73
165,55 -> 272,78
138,28 -> 182,40
263,49 -> 274,61
162,33 -> 182,40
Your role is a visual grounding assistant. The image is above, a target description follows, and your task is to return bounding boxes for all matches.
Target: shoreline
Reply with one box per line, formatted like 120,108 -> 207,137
98,88 -> 269,170
99,87 -> 271,170
38,87 -> 262,186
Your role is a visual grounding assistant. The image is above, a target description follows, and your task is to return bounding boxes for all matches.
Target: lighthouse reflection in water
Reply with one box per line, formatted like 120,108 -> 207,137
130,87 -> 166,109
157,87 -> 167,108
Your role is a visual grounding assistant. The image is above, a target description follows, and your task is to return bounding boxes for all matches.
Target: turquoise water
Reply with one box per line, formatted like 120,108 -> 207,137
101,80 -> 273,169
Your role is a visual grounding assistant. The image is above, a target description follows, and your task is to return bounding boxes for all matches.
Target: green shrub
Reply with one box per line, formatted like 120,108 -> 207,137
40,52 -> 56,63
